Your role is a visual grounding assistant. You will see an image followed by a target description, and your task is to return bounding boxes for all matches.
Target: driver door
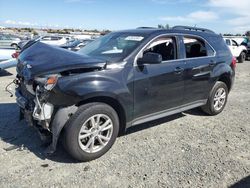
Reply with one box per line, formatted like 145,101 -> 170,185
132,36 -> 185,123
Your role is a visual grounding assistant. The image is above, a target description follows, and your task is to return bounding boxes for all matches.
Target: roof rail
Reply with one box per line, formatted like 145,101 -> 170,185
172,25 -> 215,34
136,27 -> 156,29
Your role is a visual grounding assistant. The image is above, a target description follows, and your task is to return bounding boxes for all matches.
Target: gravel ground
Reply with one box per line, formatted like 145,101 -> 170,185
0,61 -> 250,188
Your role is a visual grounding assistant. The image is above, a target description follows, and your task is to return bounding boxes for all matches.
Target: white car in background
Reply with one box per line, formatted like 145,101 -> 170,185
224,38 -> 248,63
39,36 -> 68,46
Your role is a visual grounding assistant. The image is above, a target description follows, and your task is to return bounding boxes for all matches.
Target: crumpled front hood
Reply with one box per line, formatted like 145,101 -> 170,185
17,42 -> 106,80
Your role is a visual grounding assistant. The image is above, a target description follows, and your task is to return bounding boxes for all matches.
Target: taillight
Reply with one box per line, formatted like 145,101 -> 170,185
12,52 -> 19,59
231,57 -> 237,69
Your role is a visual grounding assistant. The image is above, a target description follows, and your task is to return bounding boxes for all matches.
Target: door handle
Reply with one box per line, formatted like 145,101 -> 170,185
174,67 -> 184,74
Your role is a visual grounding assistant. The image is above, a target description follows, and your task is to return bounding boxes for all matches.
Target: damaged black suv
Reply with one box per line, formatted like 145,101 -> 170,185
15,26 -> 235,161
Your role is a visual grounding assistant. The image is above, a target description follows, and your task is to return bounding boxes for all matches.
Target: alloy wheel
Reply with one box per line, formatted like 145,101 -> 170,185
78,114 -> 113,153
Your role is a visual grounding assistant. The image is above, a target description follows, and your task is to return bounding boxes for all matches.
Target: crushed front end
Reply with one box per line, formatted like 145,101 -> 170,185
15,67 -> 81,155
14,42 -> 107,155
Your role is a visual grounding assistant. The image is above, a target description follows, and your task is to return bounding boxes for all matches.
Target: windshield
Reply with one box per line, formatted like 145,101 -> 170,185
78,32 -> 148,62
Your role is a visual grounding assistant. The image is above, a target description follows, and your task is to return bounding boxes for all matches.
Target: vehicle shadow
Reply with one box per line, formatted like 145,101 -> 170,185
0,103 -> 202,163
184,107 -> 209,116
0,69 -> 12,77
0,102 -> 75,163
125,113 -> 185,136
229,175 -> 250,188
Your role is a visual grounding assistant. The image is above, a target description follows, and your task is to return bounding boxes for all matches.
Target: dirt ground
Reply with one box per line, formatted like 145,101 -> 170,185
0,61 -> 250,188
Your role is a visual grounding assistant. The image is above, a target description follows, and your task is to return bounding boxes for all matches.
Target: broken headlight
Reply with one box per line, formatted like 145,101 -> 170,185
34,74 -> 59,91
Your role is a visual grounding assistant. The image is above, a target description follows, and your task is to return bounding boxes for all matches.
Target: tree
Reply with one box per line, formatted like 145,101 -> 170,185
157,24 -> 164,29
157,24 -> 170,29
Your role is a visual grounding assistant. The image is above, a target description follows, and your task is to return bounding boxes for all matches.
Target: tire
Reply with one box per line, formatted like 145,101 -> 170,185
11,43 -> 18,50
238,51 -> 246,63
63,102 -> 119,162
201,81 -> 228,115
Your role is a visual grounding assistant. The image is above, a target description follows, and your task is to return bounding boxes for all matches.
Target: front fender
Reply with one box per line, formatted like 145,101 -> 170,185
53,67 -> 133,123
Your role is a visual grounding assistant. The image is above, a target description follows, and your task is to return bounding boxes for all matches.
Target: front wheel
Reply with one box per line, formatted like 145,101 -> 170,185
238,51 -> 246,63
63,102 -> 119,162
201,81 -> 228,115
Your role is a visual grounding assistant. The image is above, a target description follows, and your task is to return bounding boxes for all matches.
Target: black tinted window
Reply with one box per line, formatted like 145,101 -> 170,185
144,37 -> 177,61
225,39 -> 231,45
232,40 -> 238,46
184,37 -> 207,58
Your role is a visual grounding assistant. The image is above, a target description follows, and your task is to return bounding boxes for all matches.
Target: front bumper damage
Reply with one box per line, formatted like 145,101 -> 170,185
15,86 -> 78,155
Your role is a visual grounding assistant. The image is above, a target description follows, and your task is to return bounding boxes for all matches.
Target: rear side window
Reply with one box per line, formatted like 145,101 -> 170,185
183,37 -> 208,58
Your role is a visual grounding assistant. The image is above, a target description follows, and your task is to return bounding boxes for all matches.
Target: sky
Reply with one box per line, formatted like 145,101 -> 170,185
0,0 -> 250,34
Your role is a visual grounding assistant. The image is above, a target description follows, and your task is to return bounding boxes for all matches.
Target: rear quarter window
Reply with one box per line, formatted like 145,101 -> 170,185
208,36 -> 231,57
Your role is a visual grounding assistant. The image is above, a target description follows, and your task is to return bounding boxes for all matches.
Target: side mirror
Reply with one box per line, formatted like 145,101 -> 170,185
137,52 -> 162,65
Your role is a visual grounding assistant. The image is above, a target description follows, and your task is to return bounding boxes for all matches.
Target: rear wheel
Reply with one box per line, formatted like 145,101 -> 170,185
238,51 -> 246,63
63,102 -> 119,162
201,81 -> 228,115
11,43 -> 18,50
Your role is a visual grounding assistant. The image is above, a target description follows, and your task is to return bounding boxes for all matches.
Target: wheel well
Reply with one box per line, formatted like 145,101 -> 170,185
77,97 -> 127,135
218,74 -> 231,91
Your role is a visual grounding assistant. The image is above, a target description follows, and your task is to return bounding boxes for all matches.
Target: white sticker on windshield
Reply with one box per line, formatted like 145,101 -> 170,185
125,36 -> 144,41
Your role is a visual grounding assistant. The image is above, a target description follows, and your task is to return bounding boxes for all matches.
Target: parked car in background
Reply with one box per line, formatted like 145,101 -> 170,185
224,37 -> 247,63
15,26 -> 235,161
39,35 -> 68,46
80,39 -> 95,47
0,34 -> 21,49
240,37 -> 250,60
60,39 -> 94,51
17,35 -> 69,49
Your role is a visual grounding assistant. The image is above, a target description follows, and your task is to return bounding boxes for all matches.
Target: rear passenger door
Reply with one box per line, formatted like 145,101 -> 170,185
181,36 -> 216,104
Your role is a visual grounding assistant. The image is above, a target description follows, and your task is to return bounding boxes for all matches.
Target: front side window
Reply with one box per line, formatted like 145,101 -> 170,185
225,39 -> 231,46
184,37 -> 207,58
78,32 -> 148,62
143,37 -> 177,61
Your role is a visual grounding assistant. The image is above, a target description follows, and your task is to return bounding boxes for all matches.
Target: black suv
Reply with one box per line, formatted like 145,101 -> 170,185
15,26 -> 235,161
